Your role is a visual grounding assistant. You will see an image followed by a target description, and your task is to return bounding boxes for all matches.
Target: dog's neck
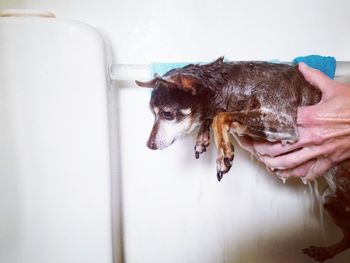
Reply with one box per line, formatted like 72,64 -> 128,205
196,89 -> 228,122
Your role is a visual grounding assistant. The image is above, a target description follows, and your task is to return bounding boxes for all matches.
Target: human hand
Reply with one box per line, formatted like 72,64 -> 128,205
253,63 -> 350,182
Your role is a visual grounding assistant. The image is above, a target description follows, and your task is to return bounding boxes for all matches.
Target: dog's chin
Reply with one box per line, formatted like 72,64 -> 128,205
147,139 -> 175,150
157,139 -> 176,150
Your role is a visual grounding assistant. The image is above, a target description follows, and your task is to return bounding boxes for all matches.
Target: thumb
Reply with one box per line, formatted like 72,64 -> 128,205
298,62 -> 335,98
297,98 -> 337,126
297,104 -> 321,125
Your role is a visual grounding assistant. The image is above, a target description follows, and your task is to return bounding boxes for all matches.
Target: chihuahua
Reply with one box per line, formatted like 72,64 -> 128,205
136,57 -> 320,180
136,57 -> 350,262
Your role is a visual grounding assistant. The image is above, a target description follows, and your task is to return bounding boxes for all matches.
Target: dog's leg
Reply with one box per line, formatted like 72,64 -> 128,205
302,192 -> 350,262
212,111 -> 265,181
212,113 -> 236,181
195,119 -> 212,159
303,166 -> 350,262
302,238 -> 350,262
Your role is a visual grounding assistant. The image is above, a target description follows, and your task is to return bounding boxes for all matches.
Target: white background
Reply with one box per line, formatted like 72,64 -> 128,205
1,0 -> 350,63
1,0 -> 350,263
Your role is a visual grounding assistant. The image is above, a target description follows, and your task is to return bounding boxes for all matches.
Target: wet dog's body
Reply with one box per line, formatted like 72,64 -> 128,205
136,57 -> 350,261
137,57 -> 321,178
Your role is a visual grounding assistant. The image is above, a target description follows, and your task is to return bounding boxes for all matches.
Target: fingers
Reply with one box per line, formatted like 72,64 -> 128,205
304,158 -> 334,181
276,158 -> 333,181
298,100 -> 338,126
297,104 -> 321,126
254,140 -> 300,157
260,142 -> 337,170
298,62 -> 335,96
277,159 -> 316,179
298,101 -> 350,126
253,132 -> 303,158
297,63 -> 341,126
253,127 -> 326,157
298,63 -> 350,125
260,136 -> 350,181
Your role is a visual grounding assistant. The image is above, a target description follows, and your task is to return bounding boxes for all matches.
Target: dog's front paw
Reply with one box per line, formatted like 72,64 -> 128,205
195,141 -> 210,159
216,157 -> 233,181
216,143 -> 234,181
195,129 -> 210,159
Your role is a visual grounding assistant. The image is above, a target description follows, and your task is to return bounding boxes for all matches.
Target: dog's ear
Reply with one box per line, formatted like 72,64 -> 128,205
135,74 -> 166,88
165,73 -> 202,95
135,79 -> 157,88
135,73 -> 203,95
213,56 -> 224,64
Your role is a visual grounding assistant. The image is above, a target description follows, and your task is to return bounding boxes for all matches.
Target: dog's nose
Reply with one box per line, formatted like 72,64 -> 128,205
147,140 -> 157,150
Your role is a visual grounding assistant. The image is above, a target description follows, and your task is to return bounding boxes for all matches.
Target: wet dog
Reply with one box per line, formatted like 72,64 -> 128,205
136,57 -> 350,262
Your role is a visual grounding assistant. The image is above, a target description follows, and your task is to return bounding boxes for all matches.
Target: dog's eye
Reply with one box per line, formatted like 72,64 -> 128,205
160,111 -> 174,120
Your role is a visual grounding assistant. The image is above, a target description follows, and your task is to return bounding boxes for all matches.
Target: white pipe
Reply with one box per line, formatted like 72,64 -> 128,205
0,9 -> 55,18
334,61 -> 350,83
109,61 -> 350,87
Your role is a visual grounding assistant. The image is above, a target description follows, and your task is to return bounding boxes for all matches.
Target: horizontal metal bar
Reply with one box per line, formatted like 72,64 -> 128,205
109,61 -> 350,88
334,61 -> 350,83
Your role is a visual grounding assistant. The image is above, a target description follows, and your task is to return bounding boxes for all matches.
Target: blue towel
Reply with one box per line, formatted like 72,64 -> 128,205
293,55 -> 336,79
150,55 -> 336,79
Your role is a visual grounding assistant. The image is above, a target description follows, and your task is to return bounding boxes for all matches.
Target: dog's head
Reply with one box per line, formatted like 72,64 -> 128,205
135,71 -> 206,150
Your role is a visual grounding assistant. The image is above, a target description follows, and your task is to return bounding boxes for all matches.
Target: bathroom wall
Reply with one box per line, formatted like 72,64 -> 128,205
1,1 -> 350,263
1,0 -> 350,64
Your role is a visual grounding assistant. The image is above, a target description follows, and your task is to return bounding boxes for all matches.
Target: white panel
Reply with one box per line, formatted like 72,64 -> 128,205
0,17 -> 113,263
